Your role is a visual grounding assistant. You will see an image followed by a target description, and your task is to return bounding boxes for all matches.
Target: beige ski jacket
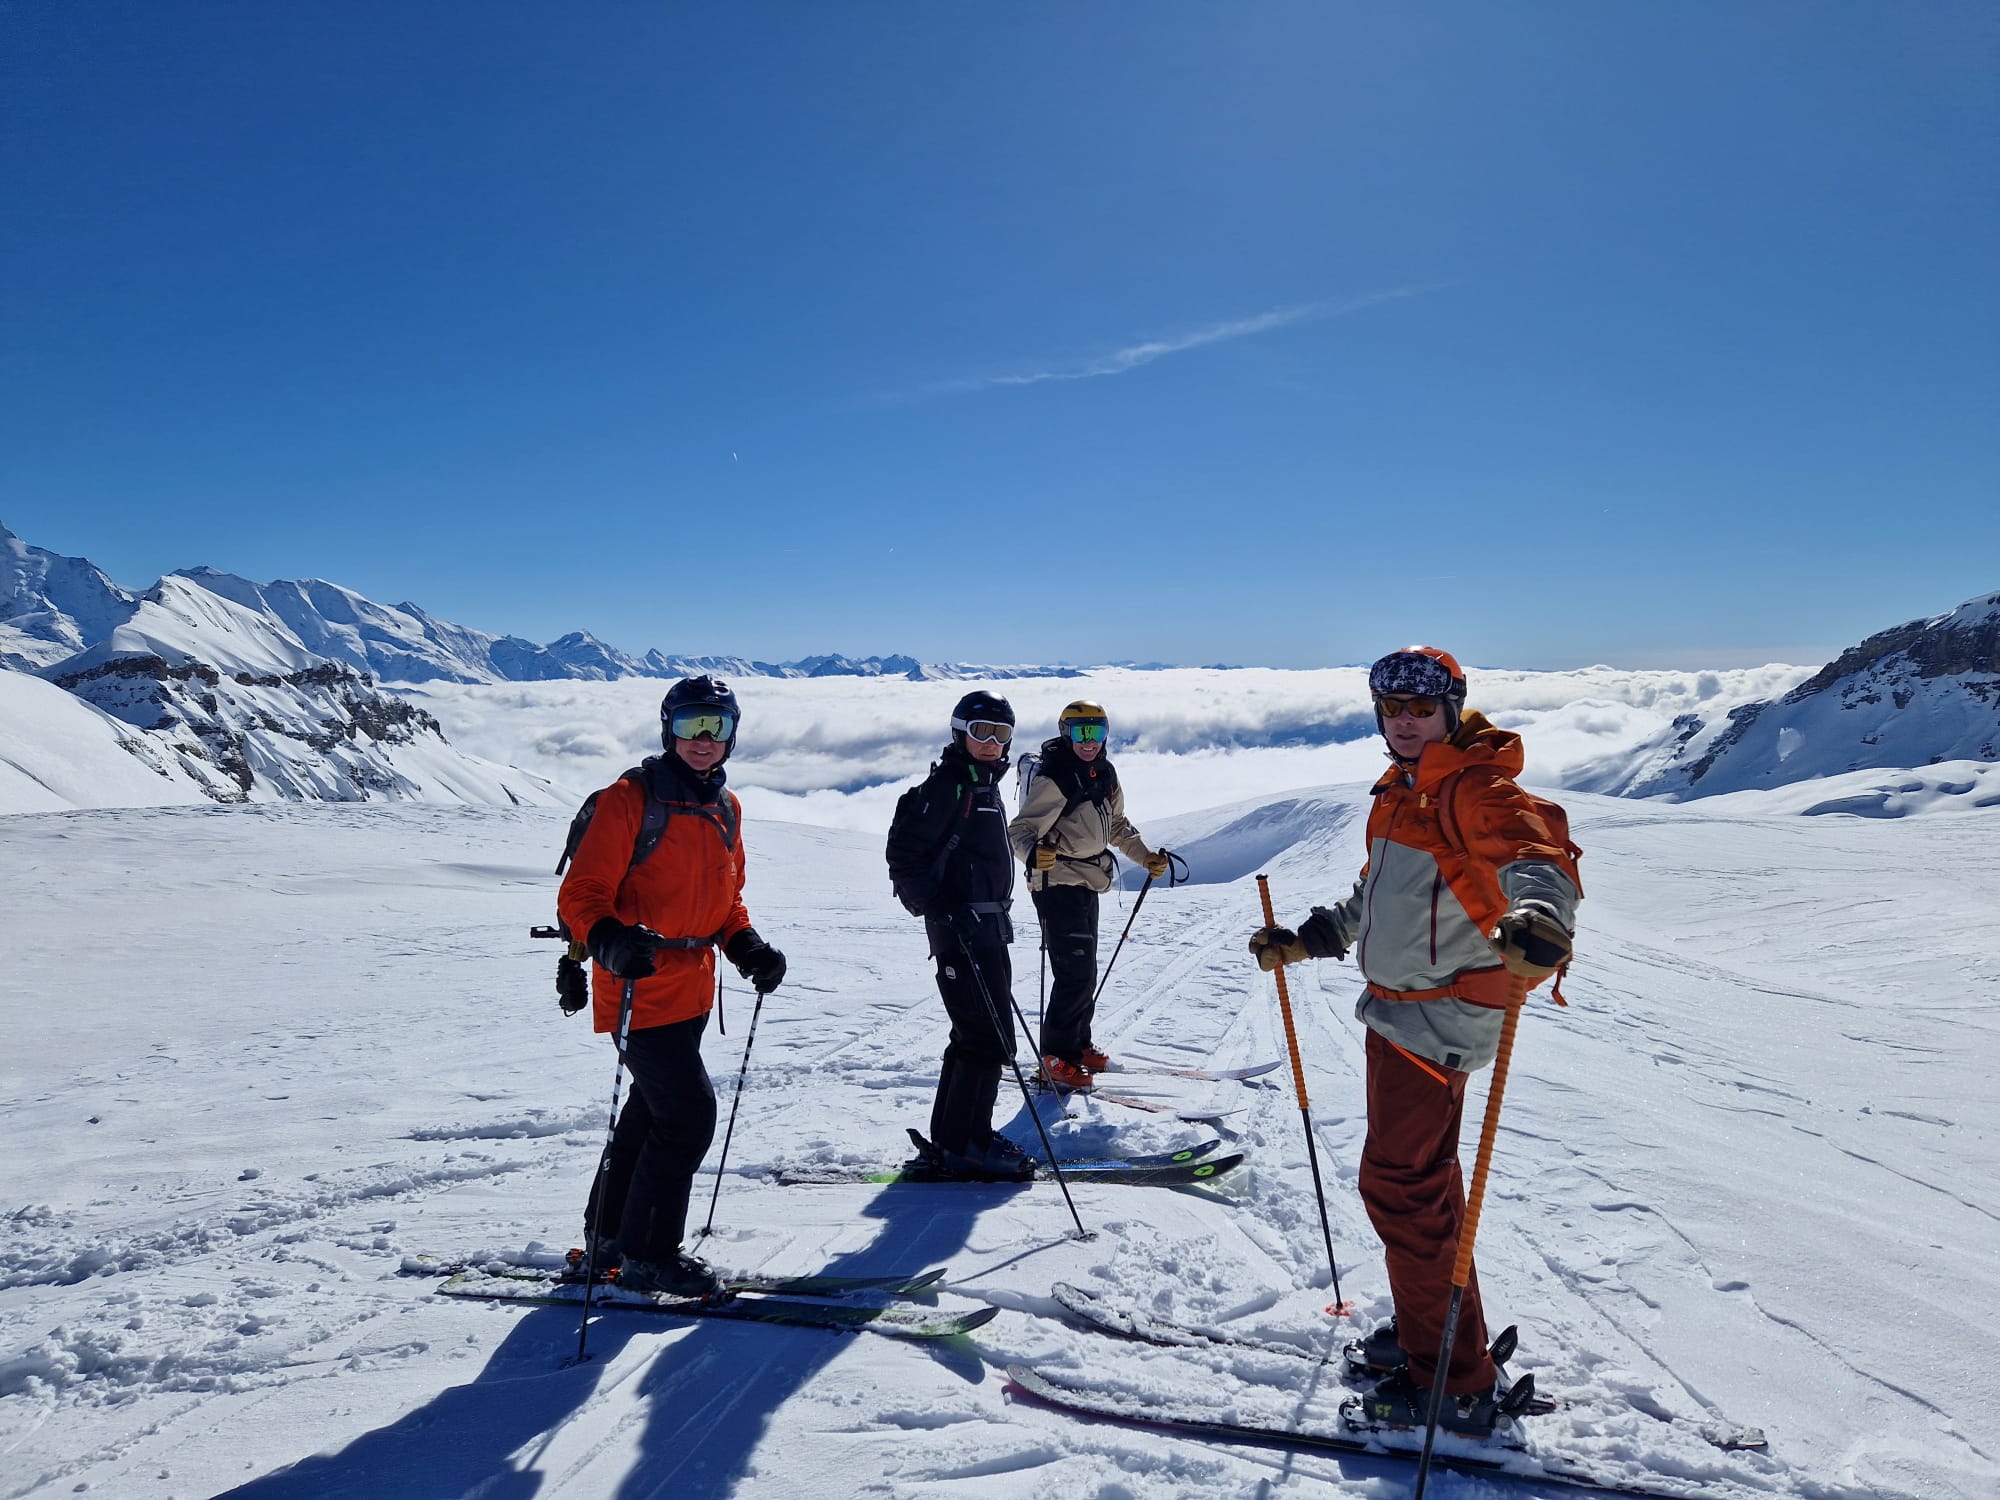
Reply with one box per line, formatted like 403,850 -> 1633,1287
1007,743 -> 1156,894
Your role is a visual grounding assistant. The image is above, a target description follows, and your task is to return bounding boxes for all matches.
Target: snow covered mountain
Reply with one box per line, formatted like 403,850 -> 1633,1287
0,522 -> 139,670
38,574 -> 559,807
1575,589 -> 2000,798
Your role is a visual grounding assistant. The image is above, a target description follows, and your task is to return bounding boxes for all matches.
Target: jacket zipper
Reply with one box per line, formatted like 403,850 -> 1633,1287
1429,870 -> 1442,967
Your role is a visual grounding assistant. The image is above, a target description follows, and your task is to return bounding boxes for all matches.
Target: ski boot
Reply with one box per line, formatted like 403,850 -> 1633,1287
1079,1046 -> 1112,1073
616,1250 -> 728,1300
1039,1054 -> 1095,1091
1358,1369 -> 1539,1438
976,1133 -> 1037,1182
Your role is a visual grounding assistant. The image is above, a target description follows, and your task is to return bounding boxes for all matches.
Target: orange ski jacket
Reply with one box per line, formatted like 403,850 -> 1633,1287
1316,713 -> 1580,1072
557,762 -> 753,1034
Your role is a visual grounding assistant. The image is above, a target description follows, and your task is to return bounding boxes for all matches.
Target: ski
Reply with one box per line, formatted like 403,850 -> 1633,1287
1049,1286 -> 1763,1450
1099,1058 -> 1283,1084
436,1269 -> 996,1340
1052,1284 -> 1551,1412
775,1150 -> 1244,1187
1007,1365 -> 1768,1499
1031,1077 -> 1245,1120
402,1251 -> 947,1299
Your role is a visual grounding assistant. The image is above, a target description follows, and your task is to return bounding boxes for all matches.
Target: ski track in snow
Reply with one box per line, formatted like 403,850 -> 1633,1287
1,795 -> 1995,1498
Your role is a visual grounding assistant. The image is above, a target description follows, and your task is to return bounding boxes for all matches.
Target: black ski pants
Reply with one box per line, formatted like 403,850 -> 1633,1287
1033,884 -> 1100,1063
586,1012 -> 717,1261
927,934 -> 1016,1155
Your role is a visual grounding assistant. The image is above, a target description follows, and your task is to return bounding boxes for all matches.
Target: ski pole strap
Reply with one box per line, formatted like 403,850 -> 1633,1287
1165,850 -> 1190,888
1450,973 -> 1530,1288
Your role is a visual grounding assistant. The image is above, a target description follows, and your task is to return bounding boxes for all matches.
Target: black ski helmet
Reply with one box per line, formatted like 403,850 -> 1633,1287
1367,645 -> 1467,736
660,674 -> 741,757
949,689 -> 1015,749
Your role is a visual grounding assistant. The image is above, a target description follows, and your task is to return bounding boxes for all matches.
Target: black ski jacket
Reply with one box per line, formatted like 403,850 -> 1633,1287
885,744 -> 1015,951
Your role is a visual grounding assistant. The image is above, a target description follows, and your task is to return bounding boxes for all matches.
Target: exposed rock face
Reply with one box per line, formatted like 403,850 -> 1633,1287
1596,591 -> 2000,799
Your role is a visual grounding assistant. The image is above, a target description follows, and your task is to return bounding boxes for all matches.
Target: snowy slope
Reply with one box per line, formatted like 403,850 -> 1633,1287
0,670 -> 210,812
2,789 -> 1992,1500
27,576 -> 563,810
1578,590 -> 2000,799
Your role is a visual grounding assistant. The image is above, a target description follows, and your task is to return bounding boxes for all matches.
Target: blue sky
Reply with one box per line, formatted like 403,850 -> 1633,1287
4,2 -> 1994,669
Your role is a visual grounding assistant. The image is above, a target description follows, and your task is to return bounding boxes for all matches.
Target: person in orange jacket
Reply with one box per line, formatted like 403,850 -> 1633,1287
558,675 -> 786,1298
1249,646 -> 1579,1437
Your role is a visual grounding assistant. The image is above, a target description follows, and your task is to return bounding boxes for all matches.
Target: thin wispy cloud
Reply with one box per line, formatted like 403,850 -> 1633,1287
924,285 -> 1437,398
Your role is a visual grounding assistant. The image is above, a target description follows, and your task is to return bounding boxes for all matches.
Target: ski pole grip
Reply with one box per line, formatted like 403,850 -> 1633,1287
1450,971 -> 1530,1288
1256,874 -> 1312,1112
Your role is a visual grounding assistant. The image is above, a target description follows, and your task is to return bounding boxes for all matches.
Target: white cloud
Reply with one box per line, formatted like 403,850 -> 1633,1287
931,287 -> 1433,395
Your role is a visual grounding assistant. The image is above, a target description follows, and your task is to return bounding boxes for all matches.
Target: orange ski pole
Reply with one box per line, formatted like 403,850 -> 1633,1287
1412,969 -> 1531,1499
1256,874 -> 1350,1316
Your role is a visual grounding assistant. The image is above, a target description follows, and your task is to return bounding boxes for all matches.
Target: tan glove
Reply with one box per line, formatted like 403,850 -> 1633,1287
1492,905 -> 1573,980
1144,850 -> 1170,879
1248,925 -> 1310,973
1032,844 -> 1059,872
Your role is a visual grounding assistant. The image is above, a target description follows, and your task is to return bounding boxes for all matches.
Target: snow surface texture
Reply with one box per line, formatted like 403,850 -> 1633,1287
3,793 -> 1994,1498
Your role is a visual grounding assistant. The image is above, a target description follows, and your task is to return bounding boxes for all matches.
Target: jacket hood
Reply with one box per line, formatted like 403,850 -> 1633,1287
1374,710 -> 1524,793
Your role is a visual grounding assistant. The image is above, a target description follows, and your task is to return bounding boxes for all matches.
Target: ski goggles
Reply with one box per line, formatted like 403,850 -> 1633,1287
1065,720 -> 1108,743
667,707 -> 737,741
1374,694 -> 1444,720
954,718 -> 1014,745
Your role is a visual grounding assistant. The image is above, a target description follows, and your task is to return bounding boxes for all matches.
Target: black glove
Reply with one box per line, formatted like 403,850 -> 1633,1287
587,917 -> 663,981
555,953 -> 590,1015
724,927 -> 787,994
1297,906 -> 1351,962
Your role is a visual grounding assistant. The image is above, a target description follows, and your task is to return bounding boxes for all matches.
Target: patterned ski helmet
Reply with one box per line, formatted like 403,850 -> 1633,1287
1368,646 -> 1467,733
1059,699 -> 1108,728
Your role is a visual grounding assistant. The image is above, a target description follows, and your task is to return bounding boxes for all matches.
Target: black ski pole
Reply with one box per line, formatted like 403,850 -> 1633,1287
955,928 -> 1092,1241
1090,872 -> 1152,1007
1255,875 -> 1349,1315
713,962 -> 725,1035
1413,972 -> 1530,1500
573,965 -> 642,1365
697,980 -> 767,1240
1037,920 -> 1048,1043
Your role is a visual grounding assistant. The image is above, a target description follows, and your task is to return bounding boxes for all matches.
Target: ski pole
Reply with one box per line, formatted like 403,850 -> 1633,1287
1412,971 -> 1531,1500
1091,851 -> 1184,1007
955,928 -> 1092,1241
1255,874 -> 1349,1315
573,968 -> 642,1365
713,961 -> 726,1035
697,979 -> 766,1240
1090,872 -> 1151,1008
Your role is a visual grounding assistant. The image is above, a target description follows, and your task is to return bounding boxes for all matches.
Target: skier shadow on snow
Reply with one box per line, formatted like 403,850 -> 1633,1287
612,1141 -> 1046,1498
213,1301 -> 646,1500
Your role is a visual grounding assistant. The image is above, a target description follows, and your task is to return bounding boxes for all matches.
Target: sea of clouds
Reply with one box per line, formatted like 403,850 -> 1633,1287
407,662 -> 1815,831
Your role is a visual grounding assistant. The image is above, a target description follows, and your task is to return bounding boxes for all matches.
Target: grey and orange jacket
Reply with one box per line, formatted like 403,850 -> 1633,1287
1301,712 -> 1580,1073
557,754 -> 753,1034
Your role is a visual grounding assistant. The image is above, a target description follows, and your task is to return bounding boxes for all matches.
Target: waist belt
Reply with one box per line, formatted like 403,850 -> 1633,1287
963,902 -> 1009,916
1366,963 -> 1513,1010
654,932 -> 722,950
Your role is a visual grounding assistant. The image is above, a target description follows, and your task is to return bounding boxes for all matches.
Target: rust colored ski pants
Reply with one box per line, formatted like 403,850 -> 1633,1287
1359,1027 -> 1499,1396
